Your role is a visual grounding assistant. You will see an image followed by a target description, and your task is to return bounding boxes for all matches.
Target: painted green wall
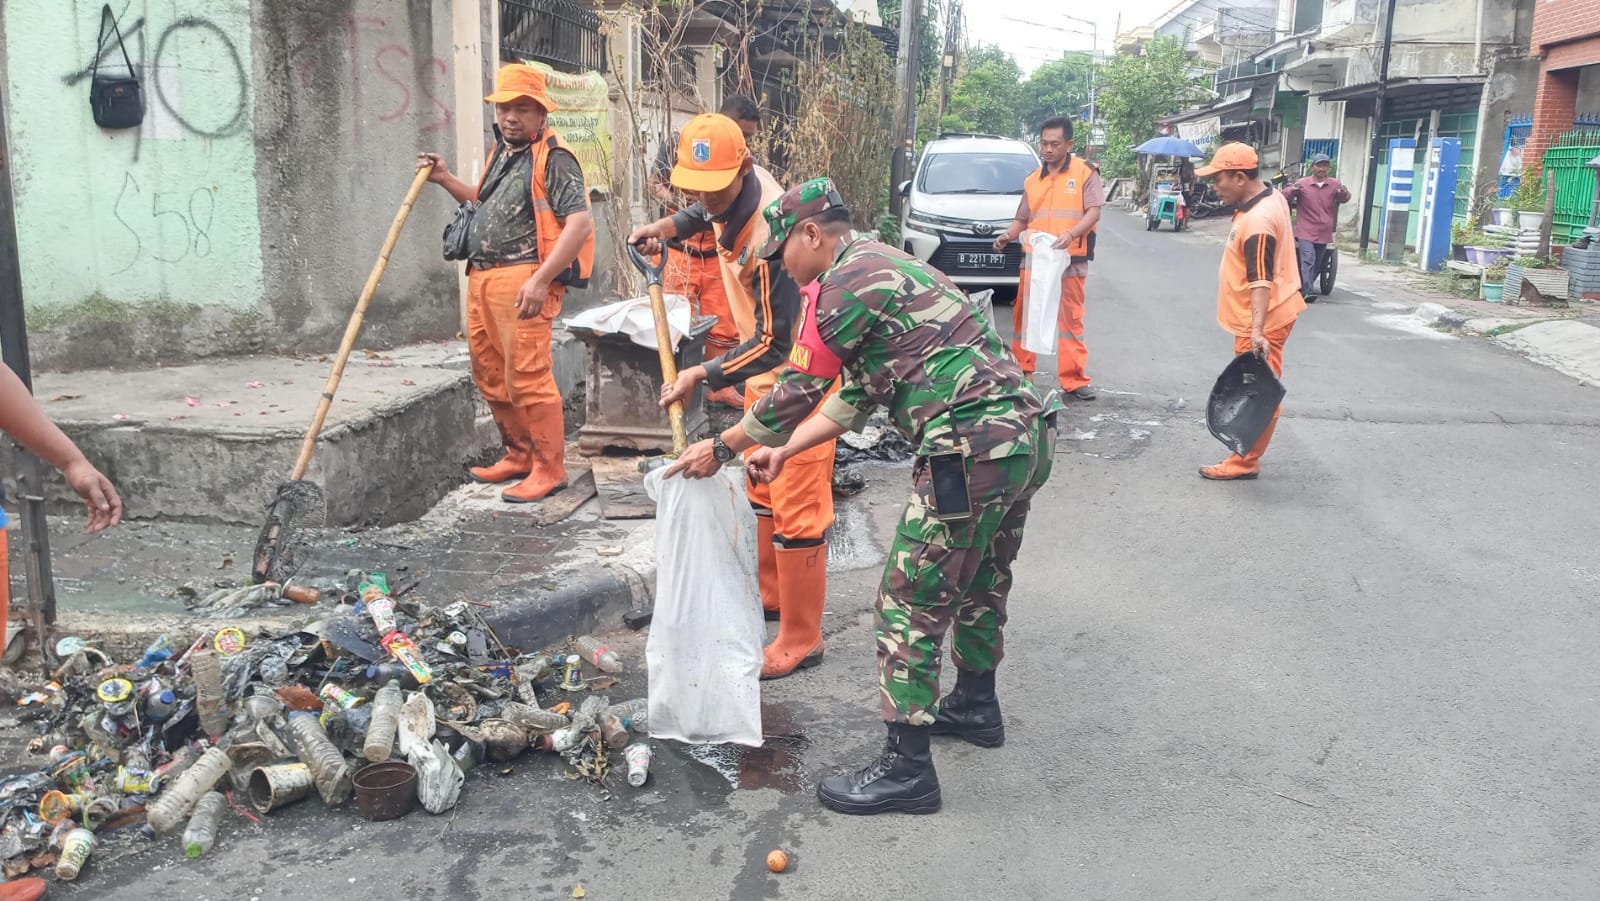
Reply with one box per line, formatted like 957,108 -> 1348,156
3,0 -> 263,311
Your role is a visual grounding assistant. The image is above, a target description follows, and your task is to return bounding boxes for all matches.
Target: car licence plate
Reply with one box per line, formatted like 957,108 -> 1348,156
957,252 -> 1006,269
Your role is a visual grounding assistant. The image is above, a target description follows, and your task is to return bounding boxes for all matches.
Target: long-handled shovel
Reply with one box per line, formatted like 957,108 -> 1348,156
251,164 -> 434,583
627,243 -> 688,455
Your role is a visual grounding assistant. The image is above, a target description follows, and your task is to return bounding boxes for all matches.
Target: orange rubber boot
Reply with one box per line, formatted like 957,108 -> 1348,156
503,403 -> 568,503
1199,415 -> 1279,481
469,402 -> 531,484
761,543 -> 826,680
756,514 -> 780,620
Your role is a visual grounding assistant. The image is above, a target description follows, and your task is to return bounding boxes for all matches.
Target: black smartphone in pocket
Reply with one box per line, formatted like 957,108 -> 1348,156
927,451 -> 972,522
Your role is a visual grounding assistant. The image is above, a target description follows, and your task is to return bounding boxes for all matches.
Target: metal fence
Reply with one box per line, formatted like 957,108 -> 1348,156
500,0 -> 607,74
1542,129 -> 1600,245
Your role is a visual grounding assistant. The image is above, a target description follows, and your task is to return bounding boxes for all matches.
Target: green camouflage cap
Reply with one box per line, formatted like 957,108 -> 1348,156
757,177 -> 846,259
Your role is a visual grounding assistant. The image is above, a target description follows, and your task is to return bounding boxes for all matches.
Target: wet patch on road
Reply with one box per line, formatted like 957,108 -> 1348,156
1053,392 -> 1197,461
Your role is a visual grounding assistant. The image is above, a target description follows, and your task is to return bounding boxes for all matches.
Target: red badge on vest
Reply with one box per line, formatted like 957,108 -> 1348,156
788,281 -> 843,378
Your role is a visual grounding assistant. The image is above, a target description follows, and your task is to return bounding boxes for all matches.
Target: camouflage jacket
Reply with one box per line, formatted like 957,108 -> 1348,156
742,239 -> 1058,460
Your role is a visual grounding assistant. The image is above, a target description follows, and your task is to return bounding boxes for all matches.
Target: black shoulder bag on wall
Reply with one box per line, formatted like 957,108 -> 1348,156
90,4 -> 145,130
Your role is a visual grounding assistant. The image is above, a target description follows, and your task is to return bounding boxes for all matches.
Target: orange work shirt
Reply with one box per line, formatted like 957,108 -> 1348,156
1217,184 -> 1306,337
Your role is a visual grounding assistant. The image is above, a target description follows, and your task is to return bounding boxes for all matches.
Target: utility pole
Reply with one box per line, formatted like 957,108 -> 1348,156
937,0 -> 961,126
1357,0 -> 1399,255
0,86 -> 59,665
891,0 -> 923,217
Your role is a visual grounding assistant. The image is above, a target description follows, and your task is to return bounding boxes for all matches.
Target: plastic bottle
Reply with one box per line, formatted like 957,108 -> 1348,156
285,711 -> 353,805
500,701 -> 569,734
55,827 -> 95,880
573,636 -> 623,674
600,716 -> 629,749
362,681 -> 402,763
190,650 -> 230,739
146,688 -> 178,722
145,745 -> 232,833
364,662 -> 420,690
182,791 -> 226,858
604,698 -> 648,733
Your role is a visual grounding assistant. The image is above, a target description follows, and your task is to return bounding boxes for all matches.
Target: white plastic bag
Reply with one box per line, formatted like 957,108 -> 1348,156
564,293 -> 692,350
1023,231 -> 1069,354
644,466 -> 764,747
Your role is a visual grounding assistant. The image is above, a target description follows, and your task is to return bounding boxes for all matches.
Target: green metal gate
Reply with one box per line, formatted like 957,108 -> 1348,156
1542,129 -> 1600,246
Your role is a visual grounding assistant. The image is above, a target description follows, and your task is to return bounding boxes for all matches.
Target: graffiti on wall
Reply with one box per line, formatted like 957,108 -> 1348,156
284,15 -> 454,146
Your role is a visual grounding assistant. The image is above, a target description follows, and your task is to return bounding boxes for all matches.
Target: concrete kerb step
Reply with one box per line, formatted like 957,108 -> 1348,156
2,335 -> 585,529
52,532 -> 657,661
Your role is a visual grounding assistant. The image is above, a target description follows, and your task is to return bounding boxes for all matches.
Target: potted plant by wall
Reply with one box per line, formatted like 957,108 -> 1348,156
1451,221 -> 1471,262
1512,170 -> 1545,232
1483,260 -> 1509,302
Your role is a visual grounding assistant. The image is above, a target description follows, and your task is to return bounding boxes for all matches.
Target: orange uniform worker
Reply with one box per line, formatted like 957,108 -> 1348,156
1194,142 -> 1306,481
418,64 -> 595,503
630,114 -> 836,680
993,116 -> 1103,400
649,97 -> 763,406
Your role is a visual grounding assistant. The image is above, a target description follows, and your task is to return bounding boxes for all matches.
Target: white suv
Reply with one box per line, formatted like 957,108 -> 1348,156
899,133 -> 1040,291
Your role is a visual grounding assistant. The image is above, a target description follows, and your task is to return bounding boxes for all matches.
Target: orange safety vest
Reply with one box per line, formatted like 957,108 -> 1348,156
711,166 -> 787,394
1022,154 -> 1097,260
475,128 -> 596,288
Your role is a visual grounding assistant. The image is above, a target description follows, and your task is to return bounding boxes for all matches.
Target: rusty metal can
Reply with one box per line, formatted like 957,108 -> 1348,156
281,584 -> 322,604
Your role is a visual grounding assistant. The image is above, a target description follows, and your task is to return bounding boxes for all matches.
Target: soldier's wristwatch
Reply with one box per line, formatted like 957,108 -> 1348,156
711,435 -> 734,463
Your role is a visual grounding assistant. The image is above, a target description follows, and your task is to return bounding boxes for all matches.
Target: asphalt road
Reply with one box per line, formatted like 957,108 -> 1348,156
77,208 -> 1600,900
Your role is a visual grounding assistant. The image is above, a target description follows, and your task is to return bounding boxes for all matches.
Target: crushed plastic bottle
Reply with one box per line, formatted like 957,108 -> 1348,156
500,701 -> 569,734
146,745 -> 231,833
362,681 -> 402,763
182,791 -> 226,858
285,711 -> 353,805
190,650 -> 230,739
573,636 -> 623,674
604,698 -> 648,733
55,827 -> 95,880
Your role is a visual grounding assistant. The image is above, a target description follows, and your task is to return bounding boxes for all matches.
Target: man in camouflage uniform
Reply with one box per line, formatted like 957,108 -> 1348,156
725,178 -> 1059,815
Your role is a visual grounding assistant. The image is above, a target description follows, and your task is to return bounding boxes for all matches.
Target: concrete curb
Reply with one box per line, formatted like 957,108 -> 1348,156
60,532 -> 658,660
482,534 -> 656,653
1409,302 -> 1550,337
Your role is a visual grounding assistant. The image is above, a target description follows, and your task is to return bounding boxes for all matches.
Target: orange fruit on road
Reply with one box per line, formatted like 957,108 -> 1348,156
766,849 -> 788,872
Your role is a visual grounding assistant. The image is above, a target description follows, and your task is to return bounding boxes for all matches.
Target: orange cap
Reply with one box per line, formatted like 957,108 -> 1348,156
671,114 -> 749,193
1194,142 -> 1259,177
484,64 -> 559,113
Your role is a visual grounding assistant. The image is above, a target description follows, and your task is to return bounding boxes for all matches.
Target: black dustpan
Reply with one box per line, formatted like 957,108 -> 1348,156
1207,351 -> 1286,456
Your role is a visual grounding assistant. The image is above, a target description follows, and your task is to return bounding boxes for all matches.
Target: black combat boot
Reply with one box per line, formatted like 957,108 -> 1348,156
931,667 -> 1004,748
816,723 -> 941,815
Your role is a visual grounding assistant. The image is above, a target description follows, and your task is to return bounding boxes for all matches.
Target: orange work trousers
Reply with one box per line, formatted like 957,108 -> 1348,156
1012,274 -> 1090,391
665,245 -> 739,357
743,387 -> 836,542
1216,320 -> 1295,473
466,263 -> 564,407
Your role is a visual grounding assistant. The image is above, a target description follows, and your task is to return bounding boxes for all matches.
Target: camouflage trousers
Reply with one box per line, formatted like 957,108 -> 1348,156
877,415 -> 1056,725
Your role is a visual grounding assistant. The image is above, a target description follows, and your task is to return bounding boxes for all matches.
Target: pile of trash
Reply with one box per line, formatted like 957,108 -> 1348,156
0,572 -> 649,886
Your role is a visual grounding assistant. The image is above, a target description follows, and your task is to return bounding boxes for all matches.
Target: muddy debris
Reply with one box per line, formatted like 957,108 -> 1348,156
0,571 -> 648,888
